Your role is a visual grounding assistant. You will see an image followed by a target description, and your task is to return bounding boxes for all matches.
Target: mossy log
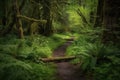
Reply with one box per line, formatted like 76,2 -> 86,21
17,15 -> 47,24
40,56 -> 76,63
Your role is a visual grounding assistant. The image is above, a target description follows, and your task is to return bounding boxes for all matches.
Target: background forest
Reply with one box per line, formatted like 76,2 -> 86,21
0,0 -> 120,80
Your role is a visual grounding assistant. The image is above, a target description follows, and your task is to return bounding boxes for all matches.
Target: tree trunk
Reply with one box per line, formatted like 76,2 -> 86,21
94,0 -> 104,27
95,0 -> 120,43
14,0 -> 24,39
42,0 -> 53,36
102,0 -> 120,43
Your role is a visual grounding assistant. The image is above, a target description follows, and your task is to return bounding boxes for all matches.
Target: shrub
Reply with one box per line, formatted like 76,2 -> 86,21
67,36 -> 120,80
30,62 -> 56,80
0,53 -> 56,80
0,54 -> 33,80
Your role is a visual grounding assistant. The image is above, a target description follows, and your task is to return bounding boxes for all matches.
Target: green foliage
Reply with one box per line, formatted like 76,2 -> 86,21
68,37 -> 120,80
0,34 -> 64,80
94,46 -> 120,80
94,59 -> 120,80
20,36 -> 52,58
0,53 -> 56,80
52,33 -> 71,39
0,54 -> 33,80
67,33 -> 120,80
30,62 -> 56,80
48,34 -> 65,50
0,35 -> 65,60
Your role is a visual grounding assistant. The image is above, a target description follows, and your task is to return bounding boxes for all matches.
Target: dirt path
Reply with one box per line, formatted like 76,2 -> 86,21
53,40 -> 85,80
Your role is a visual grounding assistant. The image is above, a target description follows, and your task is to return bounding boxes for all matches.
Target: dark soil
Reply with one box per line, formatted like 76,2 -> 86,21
53,40 -> 86,80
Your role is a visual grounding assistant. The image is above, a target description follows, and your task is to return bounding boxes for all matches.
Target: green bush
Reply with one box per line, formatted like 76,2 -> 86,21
0,54 -> 33,80
0,35 -> 63,80
0,53 -> 56,80
0,35 -> 52,59
30,63 -> 56,80
66,24 -> 120,79
67,35 -> 120,80
94,47 -> 120,80
0,35 -> 65,59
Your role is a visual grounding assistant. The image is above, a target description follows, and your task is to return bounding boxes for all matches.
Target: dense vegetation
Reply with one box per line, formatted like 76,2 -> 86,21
0,0 -> 120,80
67,30 -> 120,80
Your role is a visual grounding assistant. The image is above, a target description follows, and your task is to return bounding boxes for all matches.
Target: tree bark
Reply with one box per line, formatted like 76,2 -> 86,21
94,0 -> 104,27
102,0 -> 120,43
42,0 -> 53,36
17,15 -> 47,23
95,0 -> 120,43
14,0 -> 24,39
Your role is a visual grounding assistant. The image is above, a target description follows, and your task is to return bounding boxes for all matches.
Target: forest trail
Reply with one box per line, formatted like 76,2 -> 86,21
53,39 -> 85,80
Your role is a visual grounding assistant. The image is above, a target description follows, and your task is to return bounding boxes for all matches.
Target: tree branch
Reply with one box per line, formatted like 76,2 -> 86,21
17,15 -> 47,24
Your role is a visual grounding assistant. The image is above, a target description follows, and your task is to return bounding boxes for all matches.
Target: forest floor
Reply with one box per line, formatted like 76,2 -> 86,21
53,39 -> 86,80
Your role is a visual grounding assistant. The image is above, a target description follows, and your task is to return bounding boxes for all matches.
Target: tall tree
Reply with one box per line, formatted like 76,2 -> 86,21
95,0 -> 120,43
42,0 -> 53,36
94,0 -> 104,27
14,0 -> 24,38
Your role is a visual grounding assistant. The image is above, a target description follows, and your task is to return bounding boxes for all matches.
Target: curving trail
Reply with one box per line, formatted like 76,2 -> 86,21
53,40 -> 85,80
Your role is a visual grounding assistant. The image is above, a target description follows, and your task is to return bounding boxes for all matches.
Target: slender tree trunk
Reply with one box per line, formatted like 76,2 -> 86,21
0,0 -> 7,25
94,0 -> 104,27
14,0 -> 24,39
42,0 -> 53,36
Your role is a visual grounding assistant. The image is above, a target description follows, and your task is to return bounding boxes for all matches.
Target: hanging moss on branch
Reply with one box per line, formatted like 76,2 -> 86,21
17,15 -> 47,24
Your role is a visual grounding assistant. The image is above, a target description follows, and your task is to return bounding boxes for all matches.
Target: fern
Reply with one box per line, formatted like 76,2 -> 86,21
30,62 -> 56,80
0,53 -> 56,80
0,53 -> 33,80
67,35 -> 120,80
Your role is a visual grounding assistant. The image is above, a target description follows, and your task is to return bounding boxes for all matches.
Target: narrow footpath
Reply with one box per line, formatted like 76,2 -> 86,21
53,39 -> 85,80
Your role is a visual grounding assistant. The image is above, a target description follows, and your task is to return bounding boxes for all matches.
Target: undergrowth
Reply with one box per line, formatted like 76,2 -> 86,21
0,35 -> 65,59
0,53 -> 56,80
0,34 -> 64,80
67,29 -> 120,80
